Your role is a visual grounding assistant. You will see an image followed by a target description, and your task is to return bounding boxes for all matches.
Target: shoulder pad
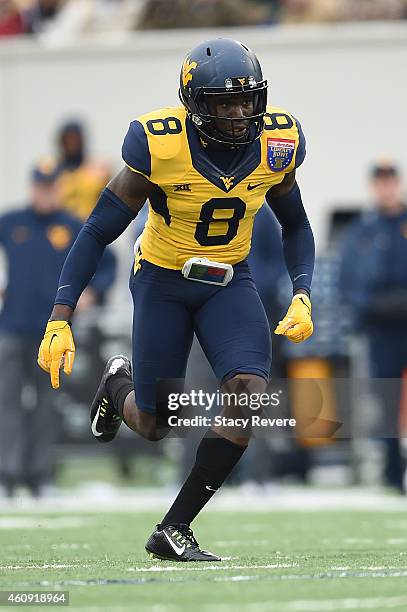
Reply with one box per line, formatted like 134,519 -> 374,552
135,107 -> 186,161
122,120 -> 151,177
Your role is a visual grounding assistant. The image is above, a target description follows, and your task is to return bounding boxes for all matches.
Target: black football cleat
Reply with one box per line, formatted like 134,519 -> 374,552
145,524 -> 221,562
90,355 -> 132,443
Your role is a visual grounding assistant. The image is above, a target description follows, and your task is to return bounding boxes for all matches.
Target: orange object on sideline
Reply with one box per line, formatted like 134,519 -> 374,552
287,358 -> 338,447
398,368 -> 407,435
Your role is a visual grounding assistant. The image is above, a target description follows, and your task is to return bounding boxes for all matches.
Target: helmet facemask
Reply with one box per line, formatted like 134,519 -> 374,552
181,80 -> 268,147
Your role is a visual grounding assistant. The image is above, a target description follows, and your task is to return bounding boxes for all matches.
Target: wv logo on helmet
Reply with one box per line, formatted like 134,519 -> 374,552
182,58 -> 198,87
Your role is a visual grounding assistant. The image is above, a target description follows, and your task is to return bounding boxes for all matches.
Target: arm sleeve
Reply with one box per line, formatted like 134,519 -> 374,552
55,188 -> 136,309
249,204 -> 289,310
266,182 -> 315,294
88,247 -> 117,299
294,117 -> 306,169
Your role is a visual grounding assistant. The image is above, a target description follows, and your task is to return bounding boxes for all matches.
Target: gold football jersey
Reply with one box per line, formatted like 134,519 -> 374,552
122,105 -> 305,270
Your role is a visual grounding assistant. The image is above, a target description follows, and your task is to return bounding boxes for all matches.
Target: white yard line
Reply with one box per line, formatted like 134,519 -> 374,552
1,564 -> 78,570
1,486 -> 407,513
65,601 -> 407,612
68,608 -> 177,612
127,563 -> 296,573
50,543 -> 90,550
0,517 -> 88,529
67,609 -> 148,612
10,568 -> 407,590
202,596 -> 407,611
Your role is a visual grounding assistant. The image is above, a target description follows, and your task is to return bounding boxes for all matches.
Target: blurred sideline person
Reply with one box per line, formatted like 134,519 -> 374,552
56,120 -> 111,222
38,39 -> 314,560
340,160 -> 407,491
0,161 -> 116,498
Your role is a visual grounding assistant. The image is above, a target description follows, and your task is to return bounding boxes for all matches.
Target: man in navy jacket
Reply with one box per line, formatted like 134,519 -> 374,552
0,161 -> 116,497
340,161 -> 407,491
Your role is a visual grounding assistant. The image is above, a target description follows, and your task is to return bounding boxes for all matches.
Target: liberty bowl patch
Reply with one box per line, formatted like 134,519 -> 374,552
267,138 -> 295,172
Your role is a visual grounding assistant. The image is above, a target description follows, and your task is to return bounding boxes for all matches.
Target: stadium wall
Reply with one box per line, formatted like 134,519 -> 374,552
1,22 -> 407,246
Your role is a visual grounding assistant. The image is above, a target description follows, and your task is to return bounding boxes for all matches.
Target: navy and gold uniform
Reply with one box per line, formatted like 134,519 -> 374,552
50,38 -> 313,415
41,39 -> 314,559
120,106 -> 305,412
123,105 -> 305,270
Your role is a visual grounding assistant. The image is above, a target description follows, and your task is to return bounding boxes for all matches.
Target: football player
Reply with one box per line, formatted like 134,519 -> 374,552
38,39 -> 315,561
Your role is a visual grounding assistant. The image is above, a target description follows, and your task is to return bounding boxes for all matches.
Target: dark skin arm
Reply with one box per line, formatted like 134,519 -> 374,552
50,167 -> 156,322
265,169 -> 296,199
107,166 -> 155,212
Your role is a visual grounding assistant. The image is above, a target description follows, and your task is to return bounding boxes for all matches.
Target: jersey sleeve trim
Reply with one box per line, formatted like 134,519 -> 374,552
122,120 -> 151,178
294,117 -> 306,169
124,162 -> 150,180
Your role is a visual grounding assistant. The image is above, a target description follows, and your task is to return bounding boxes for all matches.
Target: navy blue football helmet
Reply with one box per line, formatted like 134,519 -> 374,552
179,38 -> 268,146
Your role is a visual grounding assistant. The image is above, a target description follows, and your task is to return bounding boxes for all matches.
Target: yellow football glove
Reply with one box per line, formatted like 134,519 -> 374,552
38,321 -> 75,389
274,294 -> 313,344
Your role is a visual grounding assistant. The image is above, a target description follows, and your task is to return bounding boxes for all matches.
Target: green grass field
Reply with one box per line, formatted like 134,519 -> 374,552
2,508 -> 407,611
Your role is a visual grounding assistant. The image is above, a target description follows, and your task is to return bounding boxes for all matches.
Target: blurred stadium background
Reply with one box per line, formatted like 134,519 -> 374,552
1,3 -> 407,610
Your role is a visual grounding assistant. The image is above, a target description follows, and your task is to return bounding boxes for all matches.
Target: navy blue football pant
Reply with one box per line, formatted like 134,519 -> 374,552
129,259 -> 271,413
